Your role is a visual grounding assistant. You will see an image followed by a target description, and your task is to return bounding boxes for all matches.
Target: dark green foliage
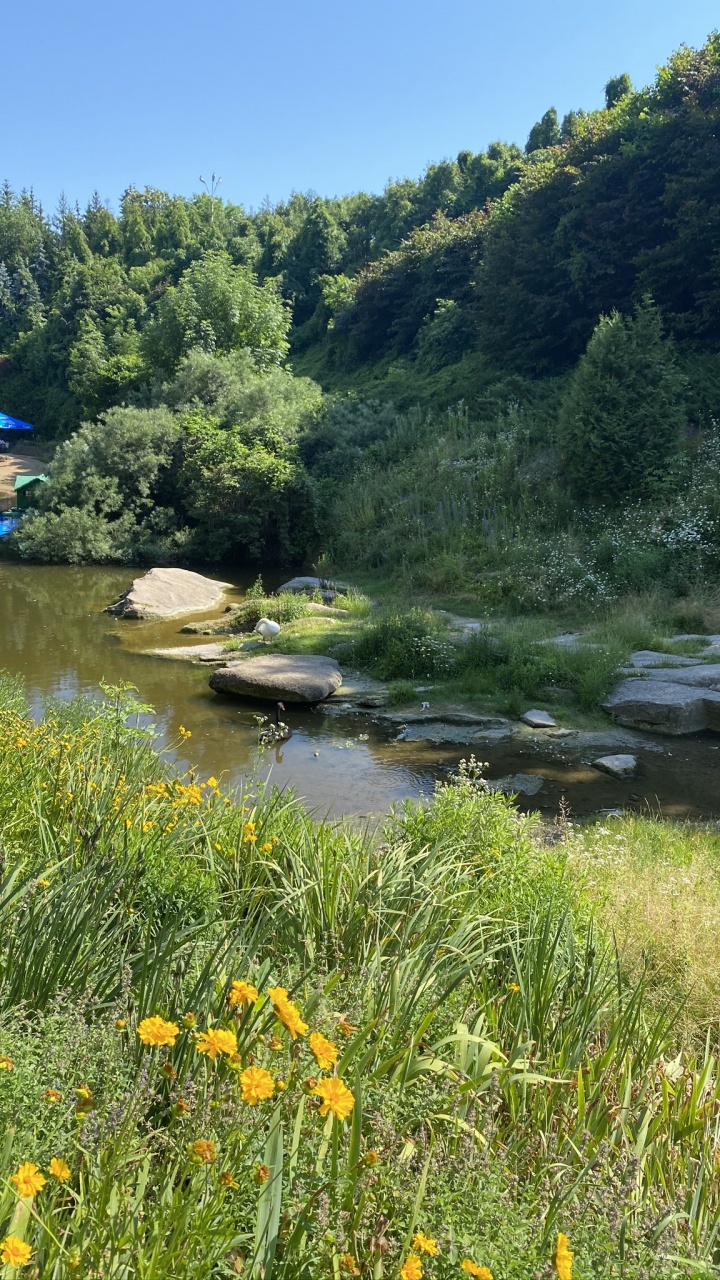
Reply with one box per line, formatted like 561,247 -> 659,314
605,72 -> 632,108
350,609 -> 454,679
558,299 -> 687,503
525,107 -> 561,154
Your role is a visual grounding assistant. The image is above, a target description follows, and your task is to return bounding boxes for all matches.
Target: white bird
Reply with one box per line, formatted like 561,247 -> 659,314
254,617 -> 281,644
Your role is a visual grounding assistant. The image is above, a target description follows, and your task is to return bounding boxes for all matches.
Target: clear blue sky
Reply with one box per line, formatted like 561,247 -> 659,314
4,0 -> 718,214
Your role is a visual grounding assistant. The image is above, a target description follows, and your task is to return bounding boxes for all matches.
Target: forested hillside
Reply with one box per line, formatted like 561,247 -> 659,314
2,34 -> 720,585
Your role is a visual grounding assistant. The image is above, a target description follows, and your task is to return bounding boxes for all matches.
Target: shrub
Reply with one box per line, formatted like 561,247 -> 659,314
351,608 -> 454,679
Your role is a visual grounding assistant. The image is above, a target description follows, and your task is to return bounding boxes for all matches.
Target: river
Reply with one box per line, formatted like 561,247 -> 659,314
1,562 -> 719,820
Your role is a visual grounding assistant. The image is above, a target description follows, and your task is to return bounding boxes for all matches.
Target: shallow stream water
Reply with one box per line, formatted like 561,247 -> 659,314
1,562 -> 719,820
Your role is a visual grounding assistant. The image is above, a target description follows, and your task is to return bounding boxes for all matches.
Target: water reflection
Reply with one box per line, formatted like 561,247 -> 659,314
1,563 -> 720,819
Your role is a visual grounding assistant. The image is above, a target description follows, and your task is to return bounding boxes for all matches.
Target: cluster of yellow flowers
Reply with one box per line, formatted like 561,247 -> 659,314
0,1159 -> 74,1265
136,981 -> 356,1125
397,1236 -> 495,1279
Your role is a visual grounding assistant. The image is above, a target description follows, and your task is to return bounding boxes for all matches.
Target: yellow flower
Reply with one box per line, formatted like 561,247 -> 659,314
189,1139 -> 216,1163
313,1076 -> 355,1122
1,1236 -> 32,1267
268,986 -> 308,1039
220,1170 -> 239,1188
115,1019 -> 126,1030
365,1149 -> 379,1165
255,1163 -> 270,1183
339,1254 -> 360,1275
49,1158 -> 71,1182
178,725 -> 192,739
555,1233 -> 573,1280
261,842 -> 273,852
0,1055 -> 14,1070
43,1088 -> 62,1104
309,1031 -> 339,1070
137,1016 -> 179,1047
507,982 -> 520,993
228,980 -> 259,1007
240,1066 -> 275,1105
400,1254 -> 423,1280
37,878 -> 50,887
11,1162 -> 46,1197
461,1263 -> 493,1279
207,776 -> 218,788
196,1027 -> 238,1060
413,1232 -> 439,1256
337,1018 -> 356,1037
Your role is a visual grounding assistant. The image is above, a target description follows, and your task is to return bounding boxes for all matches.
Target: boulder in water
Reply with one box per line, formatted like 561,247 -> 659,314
209,654 -> 343,703
106,568 -> 232,620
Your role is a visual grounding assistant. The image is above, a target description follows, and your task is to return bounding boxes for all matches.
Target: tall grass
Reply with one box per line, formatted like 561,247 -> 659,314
0,678 -> 719,1276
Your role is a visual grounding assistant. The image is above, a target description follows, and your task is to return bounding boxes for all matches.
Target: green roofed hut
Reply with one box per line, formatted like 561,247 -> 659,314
14,473 -> 48,510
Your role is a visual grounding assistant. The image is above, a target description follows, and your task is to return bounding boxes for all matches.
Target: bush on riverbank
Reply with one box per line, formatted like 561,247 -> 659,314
1,675 -> 720,1276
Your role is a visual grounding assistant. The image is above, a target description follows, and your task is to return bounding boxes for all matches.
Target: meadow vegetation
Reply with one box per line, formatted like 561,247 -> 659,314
1,677 -> 720,1277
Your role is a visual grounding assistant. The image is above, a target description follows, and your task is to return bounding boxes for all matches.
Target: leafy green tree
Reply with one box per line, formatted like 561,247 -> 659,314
177,416 -> 316,561
558,299 -> 687,502
525,108 -> 561,154
605,73 -> 632,108
142,252 -> 290,374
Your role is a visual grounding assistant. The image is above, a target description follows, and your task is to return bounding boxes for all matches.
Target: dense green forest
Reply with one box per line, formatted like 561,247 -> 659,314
3,34 -> 720,597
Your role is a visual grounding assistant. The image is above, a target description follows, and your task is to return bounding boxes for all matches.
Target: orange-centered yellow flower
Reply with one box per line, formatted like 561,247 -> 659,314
313,1076 -> 355,1122
196,1027 -> 238,1060
190,1139 -> 216,1163
228,980 -> 258,1007
461,1262 -> 493,1279
268,986 -> 308,1039
309,1031 -> 338,1070
49,1158 -> 71,1182
43,1088 -> 62,1104
137,1016 -> 179,1047
400,1254 -> 423,1280
1,1236 -> 32,1267
11,1162 -> 46,1197
412,1232 -> 439,1256
240,1066 -> 275,1105
555,1233 -> 573,1280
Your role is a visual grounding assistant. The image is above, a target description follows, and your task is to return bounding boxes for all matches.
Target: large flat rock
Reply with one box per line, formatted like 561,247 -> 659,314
209,654 -> 343,703
624,650 -> 702,668
106,568 -> 232,619
603,678 -> 720,734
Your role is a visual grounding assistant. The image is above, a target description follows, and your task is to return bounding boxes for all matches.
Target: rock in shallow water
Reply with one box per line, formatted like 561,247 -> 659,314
486,773 -> 545,796
592,754 -> 638,779
603,677 -> 720,734
209,654 -> 343,703
106,568 -> 232,619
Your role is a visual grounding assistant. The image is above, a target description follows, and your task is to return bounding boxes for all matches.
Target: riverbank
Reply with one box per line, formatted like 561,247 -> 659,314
0,673 -> 719,1277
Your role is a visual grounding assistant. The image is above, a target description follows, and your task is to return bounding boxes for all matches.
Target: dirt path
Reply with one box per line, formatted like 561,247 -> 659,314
0,452 -> 42,510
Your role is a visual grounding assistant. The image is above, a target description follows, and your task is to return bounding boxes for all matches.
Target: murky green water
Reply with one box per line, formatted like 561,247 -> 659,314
1,562 -> 719,820
0,563 -> 447,816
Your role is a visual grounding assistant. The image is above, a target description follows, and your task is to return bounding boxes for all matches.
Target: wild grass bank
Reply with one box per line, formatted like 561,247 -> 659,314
0,677 -> 719,1277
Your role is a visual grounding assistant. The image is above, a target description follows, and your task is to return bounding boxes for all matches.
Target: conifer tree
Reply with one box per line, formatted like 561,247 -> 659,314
558,298 -> 687,503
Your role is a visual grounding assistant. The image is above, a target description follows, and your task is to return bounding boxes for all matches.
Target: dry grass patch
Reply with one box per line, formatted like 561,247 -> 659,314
570,814 -> 720,1037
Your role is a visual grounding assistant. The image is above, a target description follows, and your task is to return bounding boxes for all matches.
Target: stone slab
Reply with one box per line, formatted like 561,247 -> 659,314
625,650 -> 702,668
106,568 -> 232,619
593,754 -> 637,779
209,654 -> 343,703
603,678 -> 720,734
521,709 -> 557,727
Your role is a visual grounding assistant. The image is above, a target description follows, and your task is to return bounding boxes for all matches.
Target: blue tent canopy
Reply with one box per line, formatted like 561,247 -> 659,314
0,413 -> 33,432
